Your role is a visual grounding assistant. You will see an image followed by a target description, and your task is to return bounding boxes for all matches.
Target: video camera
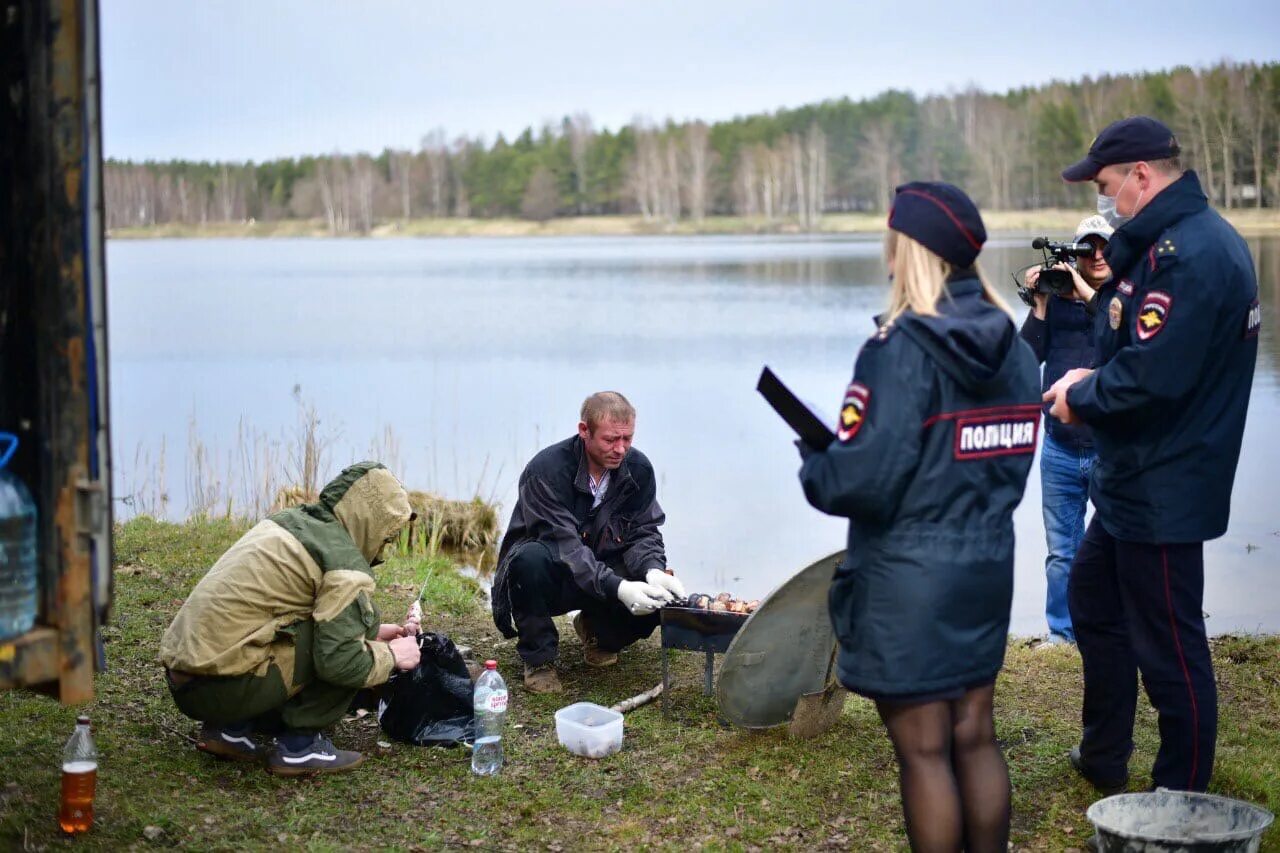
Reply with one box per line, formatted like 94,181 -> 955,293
1014,237 -> 1094,307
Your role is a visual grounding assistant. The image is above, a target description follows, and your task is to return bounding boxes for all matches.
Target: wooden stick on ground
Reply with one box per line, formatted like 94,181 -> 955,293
610,682 -> 664,714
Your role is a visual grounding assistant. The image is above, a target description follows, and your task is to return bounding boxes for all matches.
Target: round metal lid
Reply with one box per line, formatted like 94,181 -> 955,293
716,549 -> 845,729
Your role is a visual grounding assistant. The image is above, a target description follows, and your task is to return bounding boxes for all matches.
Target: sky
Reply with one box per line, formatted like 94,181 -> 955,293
103,0 -> 1280,163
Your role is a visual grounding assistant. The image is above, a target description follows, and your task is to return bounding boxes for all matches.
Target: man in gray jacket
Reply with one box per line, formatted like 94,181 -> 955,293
491,392 -> 685,692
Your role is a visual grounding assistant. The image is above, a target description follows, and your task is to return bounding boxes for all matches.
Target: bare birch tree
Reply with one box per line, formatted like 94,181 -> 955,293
683,121 -> 711,222
735,147 -> 759,217
804,122 -> 828,228
352,155 -> 376,233
1174,70 -> 1220,204
567,112 -> 594,214
1237,64 -> 1273,209
421,129 -> 449,217
388,149 -> 415,220
858,118 -> 901,213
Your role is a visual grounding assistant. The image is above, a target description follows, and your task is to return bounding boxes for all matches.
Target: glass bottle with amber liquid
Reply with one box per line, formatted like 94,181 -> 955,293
59,715 -> 97,834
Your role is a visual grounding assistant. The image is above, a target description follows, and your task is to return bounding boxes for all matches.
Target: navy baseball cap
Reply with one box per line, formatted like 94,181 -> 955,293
888,181 -> 986,269
1061,116 -> 1181,182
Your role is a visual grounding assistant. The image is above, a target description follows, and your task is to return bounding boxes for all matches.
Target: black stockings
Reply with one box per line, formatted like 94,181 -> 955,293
876,684 -> 1010,853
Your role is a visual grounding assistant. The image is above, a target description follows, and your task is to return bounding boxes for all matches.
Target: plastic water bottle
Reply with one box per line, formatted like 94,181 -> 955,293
59,715 -> 98,834
0,433 -> 38,641
471,660 -> 507,776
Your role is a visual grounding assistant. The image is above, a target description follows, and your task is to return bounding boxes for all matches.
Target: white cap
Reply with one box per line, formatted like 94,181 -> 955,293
1075,214 -> 1114,244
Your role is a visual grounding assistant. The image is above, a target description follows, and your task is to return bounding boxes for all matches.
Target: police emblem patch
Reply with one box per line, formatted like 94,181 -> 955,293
1108,296 -> 1123,330
1136,290 -> 1172,341
836,382 -> 870,443
951,405 -> 1041,461
1245,298 -> 1262,339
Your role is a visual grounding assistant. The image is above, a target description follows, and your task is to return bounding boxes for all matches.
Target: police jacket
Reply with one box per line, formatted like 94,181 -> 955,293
491,435 -> 667,638
1020,296 -> 1095,449
1066,171 -> 1259,544
799,275 -> 1040,697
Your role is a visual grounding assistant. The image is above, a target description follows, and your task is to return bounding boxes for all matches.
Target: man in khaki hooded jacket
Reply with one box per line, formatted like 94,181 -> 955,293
160,462 -> 421,775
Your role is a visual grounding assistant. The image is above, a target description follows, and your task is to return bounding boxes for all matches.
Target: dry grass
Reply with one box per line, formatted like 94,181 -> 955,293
267,485 -> 500,562
405,490 -> 500,553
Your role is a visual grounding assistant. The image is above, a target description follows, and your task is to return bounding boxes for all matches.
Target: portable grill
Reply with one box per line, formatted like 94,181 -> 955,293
659,605 -> 748,713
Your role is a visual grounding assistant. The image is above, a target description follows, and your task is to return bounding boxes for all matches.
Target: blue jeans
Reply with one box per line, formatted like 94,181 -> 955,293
1040,432 -> 1095,642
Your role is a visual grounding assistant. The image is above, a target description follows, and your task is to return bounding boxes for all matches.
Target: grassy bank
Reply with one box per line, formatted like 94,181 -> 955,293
2,518 -> 1278,850
108,208 -> 1280,241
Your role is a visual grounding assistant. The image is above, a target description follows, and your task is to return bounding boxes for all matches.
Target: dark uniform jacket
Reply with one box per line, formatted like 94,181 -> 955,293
491,435 -> 667,638
1020,296 -> 1095,449
1066,171 -> 1260,544
799,275 -> 1041,697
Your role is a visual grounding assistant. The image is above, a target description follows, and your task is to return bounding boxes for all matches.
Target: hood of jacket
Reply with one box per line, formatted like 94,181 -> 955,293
894,274 -> 1023,395
321,462 -> 413,564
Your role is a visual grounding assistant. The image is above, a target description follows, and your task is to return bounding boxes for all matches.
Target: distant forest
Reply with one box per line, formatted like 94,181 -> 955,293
106,61 -> 1280,233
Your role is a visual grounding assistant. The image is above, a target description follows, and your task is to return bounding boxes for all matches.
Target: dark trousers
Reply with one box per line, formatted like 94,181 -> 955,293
166,619 -> 357,733
507,542 -> 659,667
1068,517 -> 1217,791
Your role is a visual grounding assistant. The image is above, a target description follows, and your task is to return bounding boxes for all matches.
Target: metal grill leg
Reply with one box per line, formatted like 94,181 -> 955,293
704,650 -> 714,696
661,647 -> 670,715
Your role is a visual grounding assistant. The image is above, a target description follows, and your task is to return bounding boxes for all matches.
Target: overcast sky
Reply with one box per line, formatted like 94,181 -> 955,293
103,0 -> 1280,162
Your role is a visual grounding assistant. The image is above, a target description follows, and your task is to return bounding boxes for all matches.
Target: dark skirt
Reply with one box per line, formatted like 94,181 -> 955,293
849,678 -> 996,707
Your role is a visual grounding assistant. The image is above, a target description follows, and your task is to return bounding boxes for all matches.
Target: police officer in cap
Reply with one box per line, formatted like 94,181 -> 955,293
1044,116 -> 1261,792
800,182 -> 1040,851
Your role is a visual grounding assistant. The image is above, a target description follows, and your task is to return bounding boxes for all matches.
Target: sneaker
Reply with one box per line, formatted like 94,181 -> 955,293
1033,633 -> 1074,651
1069,745 -> 1128,795
196,723 -> 261,763
523,663 -> 563,694
572,611 -> 618,668
267,735 -> 363,777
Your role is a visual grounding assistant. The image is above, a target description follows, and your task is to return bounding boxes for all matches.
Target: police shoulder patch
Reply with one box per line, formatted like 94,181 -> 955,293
1136,290 -> 1172,341
1108,296 -> 1124,330
836,382 -> 870,443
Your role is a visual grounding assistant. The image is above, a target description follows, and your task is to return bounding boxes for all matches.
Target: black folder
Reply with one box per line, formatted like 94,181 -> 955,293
756,366 -> 835,450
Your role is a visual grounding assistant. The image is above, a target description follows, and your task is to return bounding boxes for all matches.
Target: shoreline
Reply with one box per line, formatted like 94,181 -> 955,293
108,209 -> 1280,240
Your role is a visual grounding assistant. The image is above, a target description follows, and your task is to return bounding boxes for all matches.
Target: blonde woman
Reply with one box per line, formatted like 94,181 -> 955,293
798,182 -> 1040,852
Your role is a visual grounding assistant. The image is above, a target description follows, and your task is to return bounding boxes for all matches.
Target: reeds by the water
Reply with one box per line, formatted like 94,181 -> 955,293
117,391 -> 501,564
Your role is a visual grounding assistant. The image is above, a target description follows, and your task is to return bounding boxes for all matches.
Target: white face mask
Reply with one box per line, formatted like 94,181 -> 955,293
1097,170 -> 1142,228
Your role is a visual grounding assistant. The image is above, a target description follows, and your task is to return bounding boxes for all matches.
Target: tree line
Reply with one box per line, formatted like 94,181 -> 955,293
105,61 -> 1280,234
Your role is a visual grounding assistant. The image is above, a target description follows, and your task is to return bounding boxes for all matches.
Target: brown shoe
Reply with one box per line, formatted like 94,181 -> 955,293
572,611 -> 618,668
523,663 -> 563,693
196,723 -> 262,763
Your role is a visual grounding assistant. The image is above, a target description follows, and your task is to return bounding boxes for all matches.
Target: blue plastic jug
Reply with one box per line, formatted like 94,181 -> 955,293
0,433 -> 38,641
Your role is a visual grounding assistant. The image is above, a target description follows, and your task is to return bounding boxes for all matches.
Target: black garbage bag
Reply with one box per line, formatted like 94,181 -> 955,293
378,632 -> 475,747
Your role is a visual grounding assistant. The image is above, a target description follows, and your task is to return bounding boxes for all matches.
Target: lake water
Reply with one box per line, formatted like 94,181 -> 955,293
106,233 -> 1280,636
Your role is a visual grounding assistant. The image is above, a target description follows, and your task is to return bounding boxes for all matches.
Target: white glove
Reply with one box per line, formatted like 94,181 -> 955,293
617,580 -> 669,615
646,569 -> 686,601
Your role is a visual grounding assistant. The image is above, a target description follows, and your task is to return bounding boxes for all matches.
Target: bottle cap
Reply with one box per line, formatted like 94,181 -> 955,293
484,660 -> 497,670
76,715 -> 90,725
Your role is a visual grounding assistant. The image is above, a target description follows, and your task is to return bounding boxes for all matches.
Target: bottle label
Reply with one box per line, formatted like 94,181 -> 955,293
486,690 -> 508,712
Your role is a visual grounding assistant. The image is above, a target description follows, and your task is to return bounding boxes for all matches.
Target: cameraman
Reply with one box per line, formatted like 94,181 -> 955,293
1018,215 -> 1113,645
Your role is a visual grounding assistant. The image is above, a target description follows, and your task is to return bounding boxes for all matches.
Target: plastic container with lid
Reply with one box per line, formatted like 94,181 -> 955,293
554,702 -> 623,759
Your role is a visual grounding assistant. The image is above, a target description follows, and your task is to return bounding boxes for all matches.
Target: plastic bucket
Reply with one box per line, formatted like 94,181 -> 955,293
1087,791 -> 1274,852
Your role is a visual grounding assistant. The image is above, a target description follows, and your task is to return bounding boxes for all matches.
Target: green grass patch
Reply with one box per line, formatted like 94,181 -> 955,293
2,518 -> 1278,850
